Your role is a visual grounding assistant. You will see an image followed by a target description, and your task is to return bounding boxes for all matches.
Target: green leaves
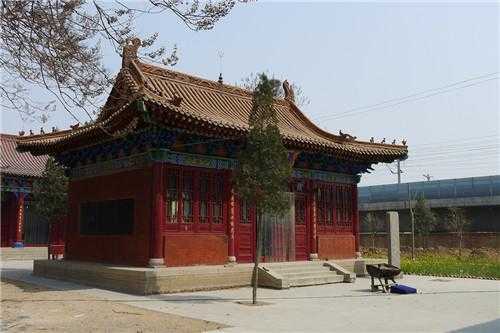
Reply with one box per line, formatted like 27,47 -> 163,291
32,158 -> 68,224
234,73 -> 292,216
413,195 -> 437,246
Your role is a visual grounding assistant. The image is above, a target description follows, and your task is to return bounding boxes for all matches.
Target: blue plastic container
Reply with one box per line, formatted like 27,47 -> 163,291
390,284 -> 417,294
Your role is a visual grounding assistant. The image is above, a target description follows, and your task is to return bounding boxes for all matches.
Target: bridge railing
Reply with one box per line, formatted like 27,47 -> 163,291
359,175 -> 500,203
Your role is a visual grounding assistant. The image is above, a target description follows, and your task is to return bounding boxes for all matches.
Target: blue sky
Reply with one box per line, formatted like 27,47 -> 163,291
2,1 -> 498,185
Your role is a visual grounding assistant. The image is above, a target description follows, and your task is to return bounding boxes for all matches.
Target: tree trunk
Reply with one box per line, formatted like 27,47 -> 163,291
458,231 -> 463,257
371,232 -> 375,251
252,211 -> 262,305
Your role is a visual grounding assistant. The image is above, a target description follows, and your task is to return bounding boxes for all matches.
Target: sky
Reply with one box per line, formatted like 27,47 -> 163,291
1,1 -> 499,186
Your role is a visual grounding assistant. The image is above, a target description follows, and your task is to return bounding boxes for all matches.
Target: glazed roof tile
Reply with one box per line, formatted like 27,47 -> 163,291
17,57 -> 408,162
1,134 -> 48,177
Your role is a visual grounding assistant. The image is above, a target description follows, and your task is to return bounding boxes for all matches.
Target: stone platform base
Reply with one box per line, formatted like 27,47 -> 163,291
33,260 -> 255,295
1,247 -> 48,261
331,258 -> 387,277
33,258 -> 380,295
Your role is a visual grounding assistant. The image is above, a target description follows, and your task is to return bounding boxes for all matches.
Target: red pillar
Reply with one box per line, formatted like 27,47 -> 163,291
149,163 -> 165,267
13,193 -> 25,247
353,185 -> 361,257
225,170 -> 236,263
309,181 -> 318,260
228,189 -> 237,263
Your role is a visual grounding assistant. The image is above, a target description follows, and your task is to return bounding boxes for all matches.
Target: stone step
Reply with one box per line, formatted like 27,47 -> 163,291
270,266 -> 329,274
281,271 -> 340,279
288,274 -> 344,287
262,261 -> 320,268
258,261 -> 354,288
261,263 -> 323,271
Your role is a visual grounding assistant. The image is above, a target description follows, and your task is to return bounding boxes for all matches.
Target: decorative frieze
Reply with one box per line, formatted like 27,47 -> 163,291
150,149 -> 238,170
293,168 -> 359,184
1,175 -> 33,194
70,153 -> 150,179
69,147 -> 361,185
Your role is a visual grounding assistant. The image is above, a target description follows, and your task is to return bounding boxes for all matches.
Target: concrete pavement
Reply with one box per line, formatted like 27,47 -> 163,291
2,260 -> 499,332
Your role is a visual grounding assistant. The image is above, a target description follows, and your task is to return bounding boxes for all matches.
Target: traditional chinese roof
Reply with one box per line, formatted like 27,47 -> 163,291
1,134 -> 48,177
17,39 -> 408,163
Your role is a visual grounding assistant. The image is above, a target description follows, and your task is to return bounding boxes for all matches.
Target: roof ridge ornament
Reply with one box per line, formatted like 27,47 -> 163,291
122,37 -> 141,68
283,80 -> 295,102
339,130 -> 357,141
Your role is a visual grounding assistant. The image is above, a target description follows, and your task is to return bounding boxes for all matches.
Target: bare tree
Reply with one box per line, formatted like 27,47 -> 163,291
363,212 -> 383,251
447,207 -> 471,256
1,0 -> 242,124
239,72 -> 311,108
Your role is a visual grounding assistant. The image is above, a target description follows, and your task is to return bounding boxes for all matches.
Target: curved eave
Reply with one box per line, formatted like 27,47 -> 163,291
16,94 -> 408,163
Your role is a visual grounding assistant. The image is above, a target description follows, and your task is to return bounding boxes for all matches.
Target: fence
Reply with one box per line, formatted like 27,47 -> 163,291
360,232 -> 499,250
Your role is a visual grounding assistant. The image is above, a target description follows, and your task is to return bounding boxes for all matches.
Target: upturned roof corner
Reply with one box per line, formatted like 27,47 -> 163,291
122,37 -> 141,68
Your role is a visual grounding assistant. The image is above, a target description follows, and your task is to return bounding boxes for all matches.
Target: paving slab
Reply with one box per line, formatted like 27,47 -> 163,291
1,260 -> 499,332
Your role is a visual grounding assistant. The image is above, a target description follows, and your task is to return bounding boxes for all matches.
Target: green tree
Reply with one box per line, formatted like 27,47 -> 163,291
413,195 -> 436,248
446,207 -> 471,256
234,73 -> 292,305
32,158 -> 68,229
239,72 -> 311,108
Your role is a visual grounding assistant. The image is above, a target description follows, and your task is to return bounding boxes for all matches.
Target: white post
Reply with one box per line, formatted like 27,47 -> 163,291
386,211 -> 400,269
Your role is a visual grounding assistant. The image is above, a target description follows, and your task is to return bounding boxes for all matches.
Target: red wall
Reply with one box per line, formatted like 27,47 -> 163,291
317,234 -> 355,259
62,164 -> 358,266
164,233 -> 228,266
1,193 -> 15,247
65,168 -> 152,266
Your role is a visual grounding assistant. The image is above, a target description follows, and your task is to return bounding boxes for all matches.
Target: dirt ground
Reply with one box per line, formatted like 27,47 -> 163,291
0,278 -> 226,332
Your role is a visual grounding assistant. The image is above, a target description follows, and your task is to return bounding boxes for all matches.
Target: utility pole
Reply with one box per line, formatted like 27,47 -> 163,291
423,173 -> 432,181
388,160 -> 403,184
397,160 -> 402,184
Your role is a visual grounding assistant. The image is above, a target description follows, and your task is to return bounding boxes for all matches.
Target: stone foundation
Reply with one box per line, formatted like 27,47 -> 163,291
33,259 -> 376,295
1,247 -> 48,261
33,260 -> 254,295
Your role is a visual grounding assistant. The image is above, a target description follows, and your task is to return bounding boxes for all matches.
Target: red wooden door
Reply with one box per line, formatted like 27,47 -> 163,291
294,193 -> 309,261
235,199 -> 255,263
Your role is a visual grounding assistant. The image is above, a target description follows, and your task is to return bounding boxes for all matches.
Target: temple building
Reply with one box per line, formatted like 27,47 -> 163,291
17,39 -> 407,267
1,134 -> 49,247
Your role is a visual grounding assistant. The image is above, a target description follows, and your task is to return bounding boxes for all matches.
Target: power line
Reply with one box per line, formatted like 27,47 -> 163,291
404,157 -> 497,167
406,160 -> 497,168
408,146 -> 499,158
408,134 -> 499,148
313,72 -> 498,120
314,75 -> 499,121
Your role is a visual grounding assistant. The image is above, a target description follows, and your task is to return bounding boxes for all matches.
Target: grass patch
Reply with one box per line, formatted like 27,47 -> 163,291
361,247 -> 500,279
401,253 -> 500,279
